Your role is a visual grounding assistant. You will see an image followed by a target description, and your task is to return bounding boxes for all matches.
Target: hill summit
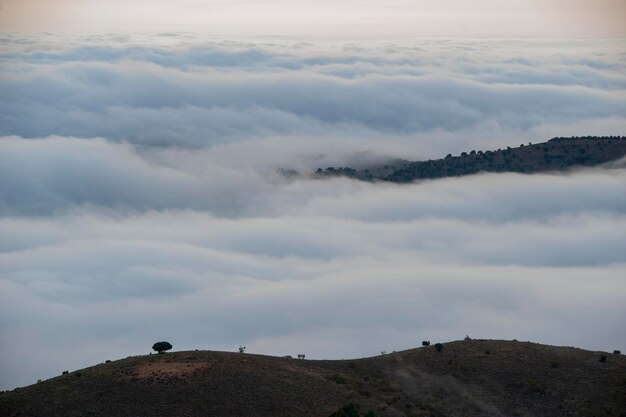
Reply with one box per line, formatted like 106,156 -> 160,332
1,339 -> 624,417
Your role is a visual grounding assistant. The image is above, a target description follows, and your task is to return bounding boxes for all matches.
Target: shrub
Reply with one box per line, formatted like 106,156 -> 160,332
434,343 -> 444,352
613,350 -> 621,355
599,355 -> 607,363
327,373 -> 346,384
327,404 -> 376,417
328,403 -> 360,417
525,378 -> 547,394
422,340 -> 430,346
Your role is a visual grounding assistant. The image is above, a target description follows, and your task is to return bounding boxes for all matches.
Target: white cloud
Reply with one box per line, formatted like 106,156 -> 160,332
0,34 -> 625,390
1,37 -> 625,155
2,152 -> 626,387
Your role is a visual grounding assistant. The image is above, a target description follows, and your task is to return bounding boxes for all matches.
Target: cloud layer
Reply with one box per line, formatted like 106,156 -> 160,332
0,34 -> 625,390
2,34 -> 625,157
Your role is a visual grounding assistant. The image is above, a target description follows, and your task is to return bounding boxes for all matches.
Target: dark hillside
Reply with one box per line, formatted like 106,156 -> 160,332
1,339 -> 625,417
314,136 -> 626,183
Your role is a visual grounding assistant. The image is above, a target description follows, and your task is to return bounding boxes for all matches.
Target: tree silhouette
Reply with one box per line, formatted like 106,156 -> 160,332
152,341 -> 172,354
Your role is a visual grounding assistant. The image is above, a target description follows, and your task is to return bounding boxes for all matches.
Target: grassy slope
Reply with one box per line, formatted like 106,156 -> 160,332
1,340 -> 625,417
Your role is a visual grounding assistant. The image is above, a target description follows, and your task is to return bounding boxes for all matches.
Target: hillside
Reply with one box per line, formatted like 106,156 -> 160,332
314,136 -> 626,182
1,339 -> 625,417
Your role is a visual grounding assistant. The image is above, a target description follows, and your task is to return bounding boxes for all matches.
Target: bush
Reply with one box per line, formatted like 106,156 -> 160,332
422,340 -> 430,346
327,373 -> 346,384
327,404 -> 376,417
434,343 -> 444,352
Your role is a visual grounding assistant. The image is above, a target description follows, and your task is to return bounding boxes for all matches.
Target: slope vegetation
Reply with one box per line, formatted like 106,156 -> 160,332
315,136 -> 626,182
1,339 -> 624,417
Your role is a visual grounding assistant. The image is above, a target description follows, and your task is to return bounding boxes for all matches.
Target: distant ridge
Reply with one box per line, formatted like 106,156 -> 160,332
1,339 -> 625,417
313,136 -> 626,183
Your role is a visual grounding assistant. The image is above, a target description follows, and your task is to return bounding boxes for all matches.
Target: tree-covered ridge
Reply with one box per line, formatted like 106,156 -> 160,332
314,136 -> 626,183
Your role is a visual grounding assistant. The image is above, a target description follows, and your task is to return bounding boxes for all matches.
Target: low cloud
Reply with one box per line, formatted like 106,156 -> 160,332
2,142 -> 625,388
1,36 -> 625,156
0,34 -> 625,390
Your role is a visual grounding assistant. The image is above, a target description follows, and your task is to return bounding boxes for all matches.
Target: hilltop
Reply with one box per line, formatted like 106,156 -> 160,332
1,339 -> 624,417
314,136 -> 626,182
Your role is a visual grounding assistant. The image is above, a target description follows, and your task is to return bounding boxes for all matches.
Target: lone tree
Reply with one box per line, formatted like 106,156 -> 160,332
152,341 -> 172,354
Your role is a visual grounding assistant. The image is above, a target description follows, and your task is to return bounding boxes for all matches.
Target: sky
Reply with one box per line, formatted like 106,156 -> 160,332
1,0 -> 626,37
0,3 -> 626,392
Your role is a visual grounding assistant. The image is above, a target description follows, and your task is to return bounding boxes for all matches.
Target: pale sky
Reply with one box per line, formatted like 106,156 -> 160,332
1,0 -> 625,37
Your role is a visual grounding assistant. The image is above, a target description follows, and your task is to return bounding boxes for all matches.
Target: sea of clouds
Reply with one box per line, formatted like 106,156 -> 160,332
1,33 -> 625,389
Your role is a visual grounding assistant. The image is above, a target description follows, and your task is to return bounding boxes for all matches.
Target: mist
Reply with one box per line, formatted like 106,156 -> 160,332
0,34 -> 625,390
